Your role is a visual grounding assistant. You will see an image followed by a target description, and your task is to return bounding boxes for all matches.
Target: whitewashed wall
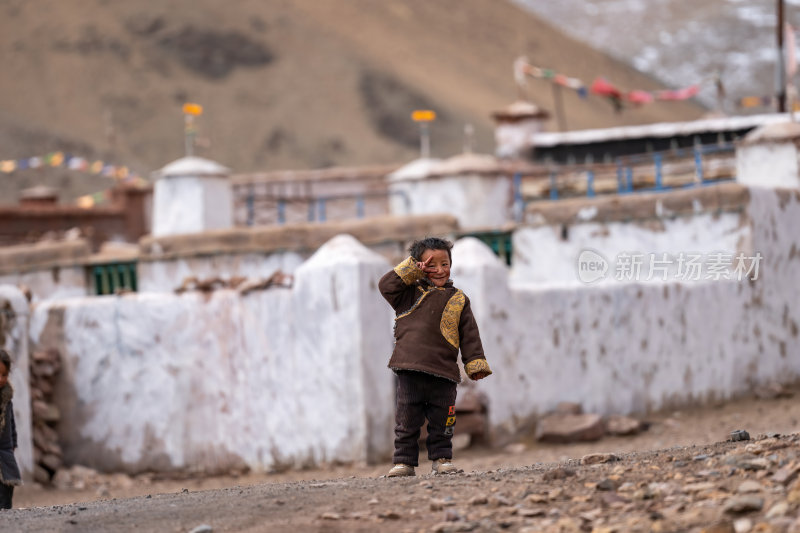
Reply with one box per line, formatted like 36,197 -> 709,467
0,267 -> 88,303
453,187 -> 800,438
0,286 -> 33,480
29,235 -> 394,474
510,211 -> 748,287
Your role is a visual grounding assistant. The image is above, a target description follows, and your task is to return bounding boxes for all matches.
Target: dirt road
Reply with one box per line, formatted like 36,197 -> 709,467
3,389 -> 800,532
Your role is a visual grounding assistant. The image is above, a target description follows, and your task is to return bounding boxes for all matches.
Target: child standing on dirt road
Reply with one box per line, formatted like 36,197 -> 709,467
378,237 -> 492,477
0,349 -> 21,509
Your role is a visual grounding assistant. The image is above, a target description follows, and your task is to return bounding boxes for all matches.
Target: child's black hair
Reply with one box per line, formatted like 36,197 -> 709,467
0,348 -> 10,372
409,237 -> 453,262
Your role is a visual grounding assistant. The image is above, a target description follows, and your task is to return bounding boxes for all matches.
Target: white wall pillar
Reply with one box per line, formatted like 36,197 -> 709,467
292,234 -> 395,464
388,155 -> 512,230
450,238 -> 520,440
152,156 -> 233,237
736,122 -> 800,189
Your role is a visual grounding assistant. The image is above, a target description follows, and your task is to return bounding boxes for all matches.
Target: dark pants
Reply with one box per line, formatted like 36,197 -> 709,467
0,484 -> 12,510
393,370 -> 457,466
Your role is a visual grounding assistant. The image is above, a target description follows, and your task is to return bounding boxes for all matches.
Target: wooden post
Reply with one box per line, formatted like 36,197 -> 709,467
551,84 -> 568,132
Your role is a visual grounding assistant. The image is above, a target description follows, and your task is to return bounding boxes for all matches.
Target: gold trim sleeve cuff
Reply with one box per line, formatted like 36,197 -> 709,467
465,358 -> 492,378
393,256 -> 426,285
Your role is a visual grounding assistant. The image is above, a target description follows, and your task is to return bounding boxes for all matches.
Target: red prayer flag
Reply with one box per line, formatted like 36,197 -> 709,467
590,77 -> 622,98
656,85 -> 700,101
626,90 -> 654,104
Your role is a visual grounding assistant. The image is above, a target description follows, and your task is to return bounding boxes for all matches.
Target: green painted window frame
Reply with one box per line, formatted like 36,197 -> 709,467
92,262 -> 137,295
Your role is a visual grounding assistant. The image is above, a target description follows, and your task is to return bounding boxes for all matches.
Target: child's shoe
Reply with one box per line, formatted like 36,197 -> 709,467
431,458 -> 460,474
387,463 -> 415,477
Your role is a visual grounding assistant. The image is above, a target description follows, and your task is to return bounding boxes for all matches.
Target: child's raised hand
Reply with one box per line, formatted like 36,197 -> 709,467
416,256 -> 434,273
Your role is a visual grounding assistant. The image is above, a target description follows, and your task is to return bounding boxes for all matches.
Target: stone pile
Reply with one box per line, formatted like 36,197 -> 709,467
29,349 -> 63,484
53,465 -> 140,497
535,402 -> 648,444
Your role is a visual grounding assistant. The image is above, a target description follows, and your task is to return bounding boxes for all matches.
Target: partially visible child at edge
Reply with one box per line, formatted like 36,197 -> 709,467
378,237 -> 492,476
0,349 -> 21,509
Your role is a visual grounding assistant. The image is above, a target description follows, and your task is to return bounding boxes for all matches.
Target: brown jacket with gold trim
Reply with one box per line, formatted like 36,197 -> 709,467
378,257 -> 491,383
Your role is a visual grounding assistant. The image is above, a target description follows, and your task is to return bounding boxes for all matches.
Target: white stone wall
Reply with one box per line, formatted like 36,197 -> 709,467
0,266 -> 88,303
452,187 -> 800,437
510,211 -> 748,287
0,286 -> 33,480
29,235 -> 394,473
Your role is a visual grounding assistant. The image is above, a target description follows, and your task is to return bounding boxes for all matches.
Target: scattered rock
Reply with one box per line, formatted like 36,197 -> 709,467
451,433 -> 471,452
606,415 -> 645,436
730,430 -> 751,442
468,495 -> 488,505
772,463 -> 800,485
504,443 -> 526,454
596,478 -> 619,491
537,413 -> 605,443
581,453 -> 620,465
745,438 -> 789,455
736,480 -> 762,493
542,466 -> 576,481
733,518 -> 753,533
188,526 -> 213,533
765,501 -> 790,519
489,494 -> 511,507
430,498 -> 446,511
526,493 -> 548,504
517,507 -> 545,517
378,511 -> 400,520
701,521 -> 735,533
444,509 -> 463,522
723,495 -> 764,514
684,481 -> 717,493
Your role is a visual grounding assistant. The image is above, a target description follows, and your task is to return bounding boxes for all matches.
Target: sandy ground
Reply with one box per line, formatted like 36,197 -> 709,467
3,387 -> 800,532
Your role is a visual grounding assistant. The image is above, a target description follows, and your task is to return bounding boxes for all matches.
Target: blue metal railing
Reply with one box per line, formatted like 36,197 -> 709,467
521,143 -> 736,204
241,190 -> 412,226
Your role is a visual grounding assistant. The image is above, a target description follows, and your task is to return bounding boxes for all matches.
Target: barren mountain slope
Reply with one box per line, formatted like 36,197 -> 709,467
517,0 -> 800,111
0,0 -> 704,202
